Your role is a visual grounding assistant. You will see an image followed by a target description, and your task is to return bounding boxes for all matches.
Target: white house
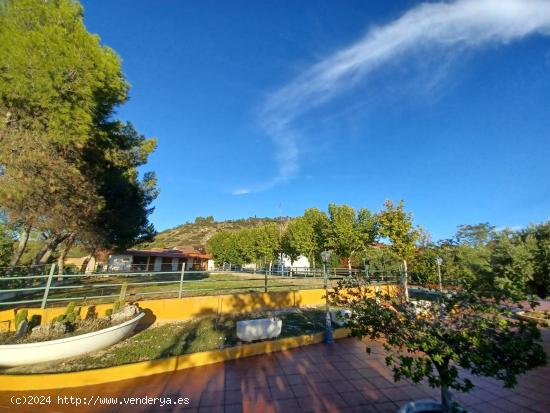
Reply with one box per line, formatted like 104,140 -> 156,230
275,254 -> 310,269
107,246 -> 212,272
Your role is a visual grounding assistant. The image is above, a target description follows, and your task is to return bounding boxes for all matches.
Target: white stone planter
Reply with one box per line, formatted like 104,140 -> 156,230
330,309 -> 351,326
0,312 -> 145,367
398,399 -> 442,413
236,318 -> 282,342
398,399 -> 467,413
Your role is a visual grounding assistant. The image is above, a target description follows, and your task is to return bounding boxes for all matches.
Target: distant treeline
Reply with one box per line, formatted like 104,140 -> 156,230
207,201 -> 550,299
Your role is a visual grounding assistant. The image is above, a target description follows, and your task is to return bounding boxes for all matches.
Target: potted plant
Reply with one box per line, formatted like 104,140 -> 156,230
328,278 -> 547,413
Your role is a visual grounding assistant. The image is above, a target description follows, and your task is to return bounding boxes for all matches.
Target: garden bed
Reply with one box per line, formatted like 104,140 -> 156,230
0,307 -> 328,374
517,310 -> 550,326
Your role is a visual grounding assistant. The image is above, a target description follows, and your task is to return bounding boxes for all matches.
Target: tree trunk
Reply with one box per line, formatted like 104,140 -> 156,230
402,259 -> 409,301
441,385 -> 453,413
435,360 -> 453,412
348,257 -> 352,276
9,224 -> 31,267
80,247 -> 97,274
57,233 -> 76,277
32,233 -> 68,265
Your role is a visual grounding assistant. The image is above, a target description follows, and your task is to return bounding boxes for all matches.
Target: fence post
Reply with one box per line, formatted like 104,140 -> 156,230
264,266 -> 268,293
41,263 -> 56,309
178,262 -> 186,299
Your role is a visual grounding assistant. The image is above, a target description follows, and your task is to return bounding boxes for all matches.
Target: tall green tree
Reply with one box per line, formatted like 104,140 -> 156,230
377,200 -> 419,300
521,221 -> 550,298
235,228 -> 257,265
0,0 -> 157,266
253,224 -> 280,270
303,208 -> 329,269
487,231 -> 536,300
207,232 -> 240,266
325,204 -> 377,273
281,216 -> 318,268
456,223 -> 496,246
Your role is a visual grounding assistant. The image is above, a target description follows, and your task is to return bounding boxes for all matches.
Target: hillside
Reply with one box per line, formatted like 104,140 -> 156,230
139,216 -> 286,249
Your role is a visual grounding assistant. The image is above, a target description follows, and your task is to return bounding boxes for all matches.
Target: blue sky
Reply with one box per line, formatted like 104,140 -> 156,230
81,0 -> 550,241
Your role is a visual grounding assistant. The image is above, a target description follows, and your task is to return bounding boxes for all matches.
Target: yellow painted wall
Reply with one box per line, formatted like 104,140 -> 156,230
0,284 -> 397,332
0,328 -> 351,391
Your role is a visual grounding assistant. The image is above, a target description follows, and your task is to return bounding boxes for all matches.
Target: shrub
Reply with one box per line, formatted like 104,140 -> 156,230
329,277 -> 547,412
14,309 -> 28,329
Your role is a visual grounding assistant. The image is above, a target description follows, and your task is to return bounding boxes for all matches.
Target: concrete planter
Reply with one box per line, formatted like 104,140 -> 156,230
330,309 -> 351,326
398,399 -> 443,412
236,318 -> 282,342
0,312 -> 144,367
398,399 -> 467,413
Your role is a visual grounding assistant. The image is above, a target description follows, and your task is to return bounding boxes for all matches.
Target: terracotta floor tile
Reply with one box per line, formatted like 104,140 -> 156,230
271,398 -> 301,412
285,374 -> 306,385
225,390 -> 243,405
225,403 -> 244,413
199,390 -> 224,407
367,376 -> 396,390
2,334 -> 550,412
374,401 -> 400,413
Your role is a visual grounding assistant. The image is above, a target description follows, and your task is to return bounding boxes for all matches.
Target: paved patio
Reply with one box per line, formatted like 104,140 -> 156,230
0,327 -> 549,413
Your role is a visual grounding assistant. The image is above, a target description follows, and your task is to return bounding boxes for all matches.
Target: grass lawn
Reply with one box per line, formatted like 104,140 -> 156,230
7,272 -> 342,308
1,307 -> 330,374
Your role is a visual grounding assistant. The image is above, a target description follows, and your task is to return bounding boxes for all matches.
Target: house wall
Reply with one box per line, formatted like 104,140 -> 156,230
153,257 -> 162,272
277,255 -> 310,268
107,255 -> 133,272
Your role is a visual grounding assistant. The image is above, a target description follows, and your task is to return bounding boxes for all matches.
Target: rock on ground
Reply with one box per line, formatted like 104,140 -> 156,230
29,322 -> 66,341
110,304 -> 140,324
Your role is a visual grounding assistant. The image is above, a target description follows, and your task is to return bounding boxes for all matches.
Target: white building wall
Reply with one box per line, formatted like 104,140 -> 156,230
276,255 -> 310,268
207,259 -> 216,270
153,257 -> 162,272
108,255 -> 133,272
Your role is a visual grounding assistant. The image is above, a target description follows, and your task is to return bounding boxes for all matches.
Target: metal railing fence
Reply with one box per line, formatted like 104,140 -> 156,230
0,264 -> 399,309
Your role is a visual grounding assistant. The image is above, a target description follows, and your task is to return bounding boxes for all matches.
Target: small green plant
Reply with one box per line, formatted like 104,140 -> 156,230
53,301 -> 81,324
105,284 -> 128,317
119,282 -> 128,302
14,309 -> 28,329
112,300 -> 122,313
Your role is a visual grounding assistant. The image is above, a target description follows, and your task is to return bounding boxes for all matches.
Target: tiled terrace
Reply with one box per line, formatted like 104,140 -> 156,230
1,328 -> 549,413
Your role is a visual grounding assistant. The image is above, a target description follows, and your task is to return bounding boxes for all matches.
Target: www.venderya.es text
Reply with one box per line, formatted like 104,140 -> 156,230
11,395 -> 191,407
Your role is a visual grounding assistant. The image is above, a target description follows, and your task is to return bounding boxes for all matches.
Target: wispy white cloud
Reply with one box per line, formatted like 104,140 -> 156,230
234,0 -> 550,194
232,188 -> 251,195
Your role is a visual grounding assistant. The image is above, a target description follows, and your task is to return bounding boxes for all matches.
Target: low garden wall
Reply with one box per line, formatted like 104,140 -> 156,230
0,328 -> 351,391
0,284 -> 398,332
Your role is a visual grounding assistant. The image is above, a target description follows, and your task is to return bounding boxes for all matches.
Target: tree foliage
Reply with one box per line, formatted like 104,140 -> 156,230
325,204 -> 378,271
0,0 -> 158,265
281,208 -> 329,268
0,222 -> 14,267
329,277 -> 547,412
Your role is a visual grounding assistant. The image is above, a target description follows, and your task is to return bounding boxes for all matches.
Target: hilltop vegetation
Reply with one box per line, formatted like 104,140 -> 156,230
139,216 -> 286,249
